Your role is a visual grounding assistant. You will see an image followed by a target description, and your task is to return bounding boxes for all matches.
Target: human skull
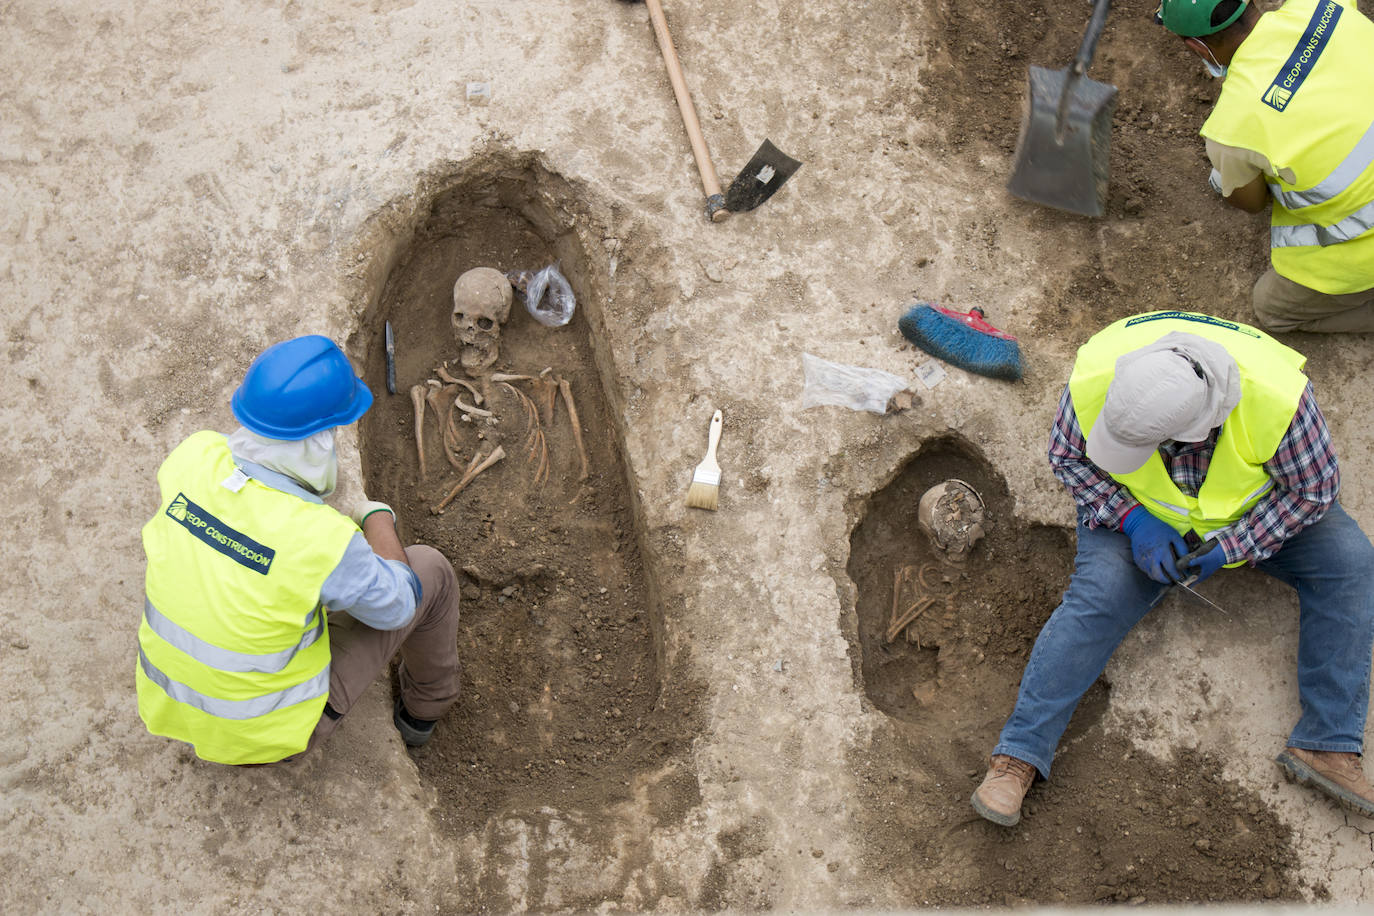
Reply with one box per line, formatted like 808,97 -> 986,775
917,479 -> 986,560
451,267 -> 514,375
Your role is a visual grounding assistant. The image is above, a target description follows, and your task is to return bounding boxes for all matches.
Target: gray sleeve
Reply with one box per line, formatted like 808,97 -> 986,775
318,533 -> 421,631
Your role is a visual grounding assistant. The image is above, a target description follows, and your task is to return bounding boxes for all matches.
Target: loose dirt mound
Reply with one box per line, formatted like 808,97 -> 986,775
843,438 -> 1319,905
357,169 -> 701,867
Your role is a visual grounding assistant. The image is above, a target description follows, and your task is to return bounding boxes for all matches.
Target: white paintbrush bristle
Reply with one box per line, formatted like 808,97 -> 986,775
685,477 -> 719,510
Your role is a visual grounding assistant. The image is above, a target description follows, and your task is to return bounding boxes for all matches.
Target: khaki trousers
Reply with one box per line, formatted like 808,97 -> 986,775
1252,269 -> 1374,334
304,544 -> 461,753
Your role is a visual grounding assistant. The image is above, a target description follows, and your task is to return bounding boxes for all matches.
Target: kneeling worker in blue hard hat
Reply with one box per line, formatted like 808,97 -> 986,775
1157,0 -> 1374,333
137,335 -> 460,764
972,311 -> 1374,826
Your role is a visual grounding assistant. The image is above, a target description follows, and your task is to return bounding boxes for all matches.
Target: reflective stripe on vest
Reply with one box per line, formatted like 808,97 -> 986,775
143,597 -> 324,674
138,431 -> 357,764
1200,0 -> 1374,293
138,647 -> 330,720
1269,119 -> 1374,210
1272,198 -> 1374,247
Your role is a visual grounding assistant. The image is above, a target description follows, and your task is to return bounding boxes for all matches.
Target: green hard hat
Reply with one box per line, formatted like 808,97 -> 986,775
1156,0 -> 1248,38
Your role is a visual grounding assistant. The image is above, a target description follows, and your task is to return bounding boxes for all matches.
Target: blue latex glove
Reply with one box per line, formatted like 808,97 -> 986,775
1120,507 -> 1189,584
1177,541 -> 1226,584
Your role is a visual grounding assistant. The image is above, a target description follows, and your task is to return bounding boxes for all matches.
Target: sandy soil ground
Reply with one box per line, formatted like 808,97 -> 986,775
6,0 -> 1374,911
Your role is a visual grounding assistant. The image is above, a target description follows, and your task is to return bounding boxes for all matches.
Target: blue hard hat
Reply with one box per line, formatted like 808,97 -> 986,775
231,335 -> 373,440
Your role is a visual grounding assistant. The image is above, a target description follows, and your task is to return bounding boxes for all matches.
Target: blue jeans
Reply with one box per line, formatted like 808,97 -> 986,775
994,502 -> 1374,779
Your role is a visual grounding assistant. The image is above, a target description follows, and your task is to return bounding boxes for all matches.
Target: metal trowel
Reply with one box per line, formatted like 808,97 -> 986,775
1007,0 -> 1117,217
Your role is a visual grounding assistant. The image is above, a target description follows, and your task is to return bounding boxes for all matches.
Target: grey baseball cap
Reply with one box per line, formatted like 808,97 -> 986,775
1086,346 -> 1212,474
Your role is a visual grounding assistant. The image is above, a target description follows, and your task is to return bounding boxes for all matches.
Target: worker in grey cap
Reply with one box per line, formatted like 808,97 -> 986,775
972,310 -> 1374,827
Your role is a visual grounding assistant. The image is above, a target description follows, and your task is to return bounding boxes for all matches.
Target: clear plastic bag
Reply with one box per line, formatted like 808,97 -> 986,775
800,353 -> 910,414
509,262 -> 576,328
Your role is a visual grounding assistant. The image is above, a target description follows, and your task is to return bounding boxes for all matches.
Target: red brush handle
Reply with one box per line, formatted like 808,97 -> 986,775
932,306 -> 1018,341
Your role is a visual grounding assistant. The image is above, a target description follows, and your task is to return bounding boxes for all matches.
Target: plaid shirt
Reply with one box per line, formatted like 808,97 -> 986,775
1049,381 -> 1339,563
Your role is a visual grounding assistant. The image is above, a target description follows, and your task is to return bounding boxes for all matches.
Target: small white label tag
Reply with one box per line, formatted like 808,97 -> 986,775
756,164 -> 776,184
915,361 -> 947,389
221,468 -> 250,493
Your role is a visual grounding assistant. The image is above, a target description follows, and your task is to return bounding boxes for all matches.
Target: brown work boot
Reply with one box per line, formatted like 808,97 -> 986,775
971,754 -> 1038,826
1277,747 -> 1374,818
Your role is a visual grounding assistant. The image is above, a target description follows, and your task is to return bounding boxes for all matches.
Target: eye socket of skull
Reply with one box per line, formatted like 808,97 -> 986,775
476,317 -> 494,331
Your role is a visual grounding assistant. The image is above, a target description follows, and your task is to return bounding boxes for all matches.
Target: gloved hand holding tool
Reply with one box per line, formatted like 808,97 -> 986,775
1121,505 -> 1189,584
1174,537 -> 1225,585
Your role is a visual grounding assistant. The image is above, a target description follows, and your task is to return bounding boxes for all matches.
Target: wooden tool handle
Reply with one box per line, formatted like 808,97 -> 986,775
704,409 -> 722,462
642,0 -> 730,221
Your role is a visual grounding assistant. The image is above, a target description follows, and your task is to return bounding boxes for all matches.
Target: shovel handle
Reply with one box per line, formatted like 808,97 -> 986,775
642,0 -> 729,221
1072,0 -> 1113,78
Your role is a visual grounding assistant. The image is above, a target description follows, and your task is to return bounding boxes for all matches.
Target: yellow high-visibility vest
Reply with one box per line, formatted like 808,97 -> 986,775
137,431 -> 356,764
1202,0 -> 1374,294
1068,312 -> 1307,561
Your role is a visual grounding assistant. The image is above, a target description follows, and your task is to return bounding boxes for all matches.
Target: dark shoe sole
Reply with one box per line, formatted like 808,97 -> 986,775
393,696 -> 436,748
1276,750 -> 1374,817
970,790 -> 1021,827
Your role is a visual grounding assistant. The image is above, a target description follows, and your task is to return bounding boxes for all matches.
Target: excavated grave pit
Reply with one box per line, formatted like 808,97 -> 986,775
354,159 -> 702,895
842,436 -> 1315,905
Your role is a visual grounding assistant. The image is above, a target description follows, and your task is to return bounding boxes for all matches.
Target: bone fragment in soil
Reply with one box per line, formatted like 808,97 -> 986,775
431,445 -> 506,513
459,448 -> 482,479
885,563 -> 947,645
410,385 -> 429,481
499,381 -> 549,487
558,376 -> 589,481
426,382 -> 452,446
453,395 -> 493,418
437,366 -> 486,406
442,391 -> 464,469
535,367 -> 559,427
428,384 -> 461,469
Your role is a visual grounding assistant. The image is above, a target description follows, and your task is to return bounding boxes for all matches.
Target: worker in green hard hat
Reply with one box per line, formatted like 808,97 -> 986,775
1158,0 -> 1374,333
137,335 -> 462,764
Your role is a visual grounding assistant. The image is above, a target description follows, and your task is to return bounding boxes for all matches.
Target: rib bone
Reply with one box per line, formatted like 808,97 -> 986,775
442,390 -> 463,469
500,381 -> 549,486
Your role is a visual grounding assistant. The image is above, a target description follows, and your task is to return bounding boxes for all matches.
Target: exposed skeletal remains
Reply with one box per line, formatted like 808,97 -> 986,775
406,266 -> 592,510
886,563 -> 958,646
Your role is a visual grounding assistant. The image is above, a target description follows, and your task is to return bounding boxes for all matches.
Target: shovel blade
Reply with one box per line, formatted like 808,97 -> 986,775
1007,66 -> 1118,218
724,139 -> 802,212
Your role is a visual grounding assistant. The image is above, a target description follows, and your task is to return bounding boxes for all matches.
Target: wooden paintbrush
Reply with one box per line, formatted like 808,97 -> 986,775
685,409 -> 723,510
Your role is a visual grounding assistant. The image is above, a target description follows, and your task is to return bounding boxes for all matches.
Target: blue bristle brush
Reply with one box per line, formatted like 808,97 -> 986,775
898,303 -> 1024,382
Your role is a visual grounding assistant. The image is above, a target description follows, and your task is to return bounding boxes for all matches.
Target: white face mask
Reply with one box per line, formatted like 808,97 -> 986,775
1201,45 -> 1227,79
